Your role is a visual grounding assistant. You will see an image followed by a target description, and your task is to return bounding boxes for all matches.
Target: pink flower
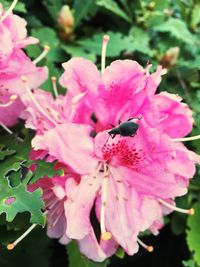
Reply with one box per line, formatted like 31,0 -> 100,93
59,58 -> 193,138
0,3 -> 48,127
32,118 -> 198,260
0,2 -> 38,67
26,47 -> 198,260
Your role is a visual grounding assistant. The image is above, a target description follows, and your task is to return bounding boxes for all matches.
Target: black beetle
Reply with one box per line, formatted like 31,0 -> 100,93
108,117 -> 141,139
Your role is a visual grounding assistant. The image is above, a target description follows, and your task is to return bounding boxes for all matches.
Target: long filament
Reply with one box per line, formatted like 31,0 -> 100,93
158,199 -> 194,215
173,135 -> 200,142
0,0 -> 18,22
33,45 -> 50,64
0,122 -> 13,134
7,224 -> 37,250
100,163 -> 112,240
137,238 -> 154,252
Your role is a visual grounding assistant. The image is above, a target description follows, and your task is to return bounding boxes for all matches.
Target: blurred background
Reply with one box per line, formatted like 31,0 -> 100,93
0,0 -> 200,266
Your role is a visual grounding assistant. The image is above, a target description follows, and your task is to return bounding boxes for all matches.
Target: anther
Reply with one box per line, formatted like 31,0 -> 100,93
137,238 -> 154,252
7,243 -> 15,250
158,199 -> 194,215
101,232 -> 112,241
0,0 -> 18,22
101,34 -> 110,74
51,76 -> 59,98
33,45 -> 50,64
10,94 -> 18,101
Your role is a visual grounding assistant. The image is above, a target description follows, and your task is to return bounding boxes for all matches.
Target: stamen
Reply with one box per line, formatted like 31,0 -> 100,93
51,76 -> 59,98
7,223 -> 37,250
158,199 -> 194,215
137,238 -> 154,252
173,135 -> 200,142
101,34 -> 110,75
100,163 -> 112,241
33,45 -> 50,64
0,0 -> 18,22
21,76 -> 56,126
0,122 -> 13,134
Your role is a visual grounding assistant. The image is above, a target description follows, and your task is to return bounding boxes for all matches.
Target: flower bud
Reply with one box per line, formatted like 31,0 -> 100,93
57,5 -> 74,40
160,47 -> 180,68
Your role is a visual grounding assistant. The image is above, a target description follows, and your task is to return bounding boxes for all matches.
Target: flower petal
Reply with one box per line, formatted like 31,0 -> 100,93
96,168 -> 140,255
60,57 -> 101,97
65,177 -> 101,239
32,123 -> 97,174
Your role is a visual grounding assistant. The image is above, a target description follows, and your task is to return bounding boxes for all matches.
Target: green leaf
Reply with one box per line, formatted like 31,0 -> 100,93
67,241 -> 109,267
62,44 -> 96,61
187,203 -> 200,265
30,160 -> 63,184
42,0 -> 62,20
97,0 -> 132,23
0,177 -> 45,225
77,32 -> 130,57
191,4 -> 200,29
73,0 -> 98,27
0,132 -> 33,178
1,0 -> 26,13
115,247 -> 125,259
31,27 -> 59,48
182,259 -> 196,267
154,18 -> 195,44
129,27 -> 151,54
0,145 -> 15,161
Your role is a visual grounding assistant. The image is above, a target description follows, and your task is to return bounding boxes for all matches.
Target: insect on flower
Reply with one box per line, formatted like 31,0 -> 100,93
108,117 -> 142,139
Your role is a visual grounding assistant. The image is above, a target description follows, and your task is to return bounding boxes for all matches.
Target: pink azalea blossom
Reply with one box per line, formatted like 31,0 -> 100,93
32,119 -> 198,261
26,53 -> 199,260
0,3 -> 48,127
0,2 -> 38,67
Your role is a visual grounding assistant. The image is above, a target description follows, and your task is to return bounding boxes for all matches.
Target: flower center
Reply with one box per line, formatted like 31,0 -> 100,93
102,138 -> 143,168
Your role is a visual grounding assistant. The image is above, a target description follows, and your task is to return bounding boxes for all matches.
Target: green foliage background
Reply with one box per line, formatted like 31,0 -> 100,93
0,0 -> 200,266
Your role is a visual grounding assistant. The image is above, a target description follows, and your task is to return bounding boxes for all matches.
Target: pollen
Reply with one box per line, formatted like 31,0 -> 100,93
7,243 -> 15,250
21,75 -> 27,82
10,94 -> 17,101
101,231 -> 112,241
147,246 -> 154,252
188,208 -> 195,215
